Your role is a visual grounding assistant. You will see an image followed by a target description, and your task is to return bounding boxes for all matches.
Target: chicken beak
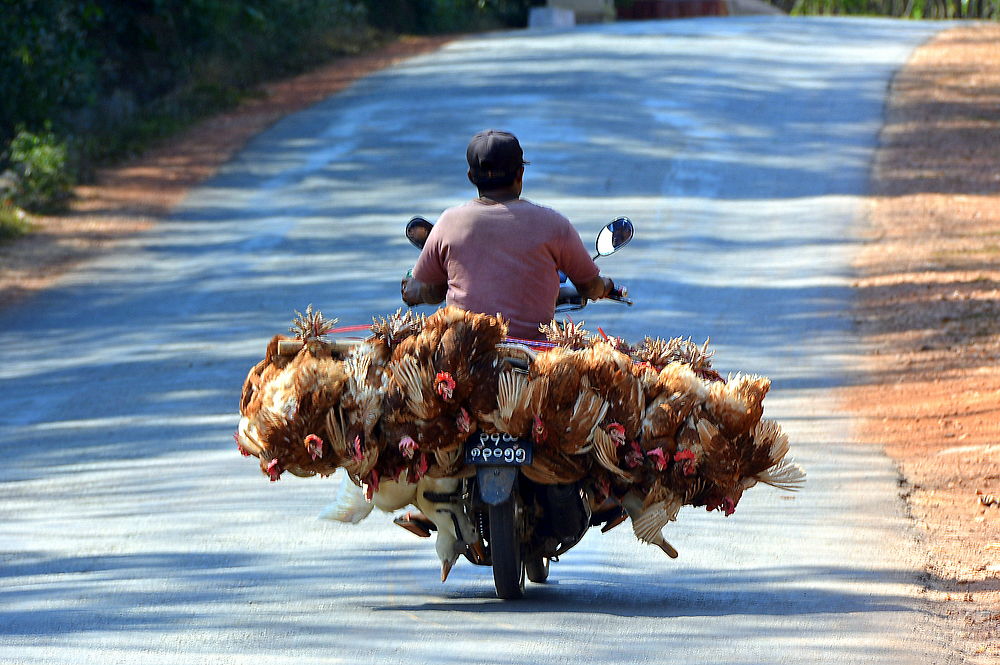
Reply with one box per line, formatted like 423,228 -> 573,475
440,559 -> 454,583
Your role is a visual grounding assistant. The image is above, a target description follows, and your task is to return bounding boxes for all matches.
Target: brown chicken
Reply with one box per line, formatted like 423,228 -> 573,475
634,336 -> 715,375
238,333 -> 293,442
237,307 -> 351,479
370,309 -> 424,352
705,373 -> 770,439
539,318 -> 592,350
527,347 -> 607,455
506,368 -> 549,437
389,307 -> 505,426
747,419 -> 806,491
464,354 -> 508,433
637,362 -> 706,452
580,342 -> 643,433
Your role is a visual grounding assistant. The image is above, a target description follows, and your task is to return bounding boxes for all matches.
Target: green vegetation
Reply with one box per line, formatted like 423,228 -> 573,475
4,126 -> 75,213
1,1 -> 535,214
774,0 -> 998,17
0,203 -> 31,244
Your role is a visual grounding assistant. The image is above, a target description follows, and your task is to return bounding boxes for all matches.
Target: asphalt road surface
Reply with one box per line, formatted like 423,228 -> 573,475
1,16 -> 956,665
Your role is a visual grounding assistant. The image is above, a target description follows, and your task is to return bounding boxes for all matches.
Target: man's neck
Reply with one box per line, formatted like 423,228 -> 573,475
477,188 -> 520,204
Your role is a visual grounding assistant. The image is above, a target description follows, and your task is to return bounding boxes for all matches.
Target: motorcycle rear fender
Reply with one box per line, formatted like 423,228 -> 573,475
476,466 -> 518,505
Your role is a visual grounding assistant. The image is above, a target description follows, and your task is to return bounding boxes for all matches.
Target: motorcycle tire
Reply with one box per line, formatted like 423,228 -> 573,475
525,555 -> 549,584
489,498 -> 525,599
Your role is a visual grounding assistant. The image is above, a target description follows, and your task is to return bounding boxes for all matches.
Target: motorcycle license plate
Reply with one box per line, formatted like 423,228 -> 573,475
464,431 -> 533,466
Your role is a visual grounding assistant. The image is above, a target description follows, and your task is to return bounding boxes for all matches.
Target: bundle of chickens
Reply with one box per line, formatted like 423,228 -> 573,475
237,305 -> 805,553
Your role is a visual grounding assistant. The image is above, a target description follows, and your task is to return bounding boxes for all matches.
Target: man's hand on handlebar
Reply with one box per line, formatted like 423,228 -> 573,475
401,274 -> 447,306
600,276 -> 615,300
401,276 -> 417,306
573,275 -> 615,302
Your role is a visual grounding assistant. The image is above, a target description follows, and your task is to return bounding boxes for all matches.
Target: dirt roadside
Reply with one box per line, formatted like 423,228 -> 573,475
847,23 -> 1000,664
0,23 -> 996,662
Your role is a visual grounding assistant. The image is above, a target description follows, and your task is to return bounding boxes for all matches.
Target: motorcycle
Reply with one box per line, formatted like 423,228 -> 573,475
402,215 -> 634,599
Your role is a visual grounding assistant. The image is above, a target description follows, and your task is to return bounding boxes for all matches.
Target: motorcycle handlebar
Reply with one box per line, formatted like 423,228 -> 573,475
555,281 -> 632,311
608,283 -> 632,305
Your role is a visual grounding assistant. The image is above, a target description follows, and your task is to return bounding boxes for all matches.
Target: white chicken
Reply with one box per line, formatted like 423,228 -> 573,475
319,472 -> 474,582
319,470 -> 421,523
415,476 -> 477,582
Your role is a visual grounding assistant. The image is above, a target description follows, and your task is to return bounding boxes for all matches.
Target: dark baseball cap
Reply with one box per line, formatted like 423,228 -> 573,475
466,130 -> 529,186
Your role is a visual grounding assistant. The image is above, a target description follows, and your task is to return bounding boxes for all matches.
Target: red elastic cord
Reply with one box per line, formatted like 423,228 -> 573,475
330,324 -> 374,333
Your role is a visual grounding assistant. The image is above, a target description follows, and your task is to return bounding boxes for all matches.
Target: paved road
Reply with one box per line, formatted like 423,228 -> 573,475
1,16 -> 955,665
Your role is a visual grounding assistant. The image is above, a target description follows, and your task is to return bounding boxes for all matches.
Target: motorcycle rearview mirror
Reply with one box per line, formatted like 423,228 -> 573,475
594,216 -> 634,257
406,216 -> 434,250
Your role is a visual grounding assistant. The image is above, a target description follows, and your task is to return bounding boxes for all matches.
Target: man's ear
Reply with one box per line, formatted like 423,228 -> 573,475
468,169 -> 477,186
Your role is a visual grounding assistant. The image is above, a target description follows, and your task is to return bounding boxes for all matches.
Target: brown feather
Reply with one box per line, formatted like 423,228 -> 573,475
506,374 -> 548,438
528,347 -> 585,452
562,386 -> 608,453
591,425 -> 637,481
539,318 -> 592,349
523,448 -> 589,484
466,356 -> 504,428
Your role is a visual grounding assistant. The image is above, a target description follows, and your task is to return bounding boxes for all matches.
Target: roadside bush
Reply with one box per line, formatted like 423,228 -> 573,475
0,202 -> 32,244
4,127 -> 75,213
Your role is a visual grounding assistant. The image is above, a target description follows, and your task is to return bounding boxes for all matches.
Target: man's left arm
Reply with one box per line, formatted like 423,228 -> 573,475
402,276 -> 447,306
571,274 -> 614,302
404,225 -> 449,306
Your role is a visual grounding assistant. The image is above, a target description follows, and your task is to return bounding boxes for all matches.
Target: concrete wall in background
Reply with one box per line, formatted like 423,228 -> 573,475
548,0 -> 615,22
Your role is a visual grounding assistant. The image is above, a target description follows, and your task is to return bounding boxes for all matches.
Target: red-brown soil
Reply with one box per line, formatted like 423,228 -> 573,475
847,23 -> 1000,664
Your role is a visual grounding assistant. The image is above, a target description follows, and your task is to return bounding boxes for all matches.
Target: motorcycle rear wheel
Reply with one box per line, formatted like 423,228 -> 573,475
489,498 -> 525,599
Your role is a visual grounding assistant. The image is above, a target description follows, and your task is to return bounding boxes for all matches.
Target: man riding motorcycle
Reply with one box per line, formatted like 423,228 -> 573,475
398,130 -> 622,545
401,129 -> 614,338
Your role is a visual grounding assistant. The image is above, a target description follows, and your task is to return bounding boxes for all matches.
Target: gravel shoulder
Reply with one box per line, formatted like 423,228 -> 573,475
0,21 -> 996,663
847,22 -> 1000,664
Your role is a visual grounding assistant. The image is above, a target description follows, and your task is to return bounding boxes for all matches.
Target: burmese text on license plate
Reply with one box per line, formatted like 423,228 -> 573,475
465,432 -> 532,465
